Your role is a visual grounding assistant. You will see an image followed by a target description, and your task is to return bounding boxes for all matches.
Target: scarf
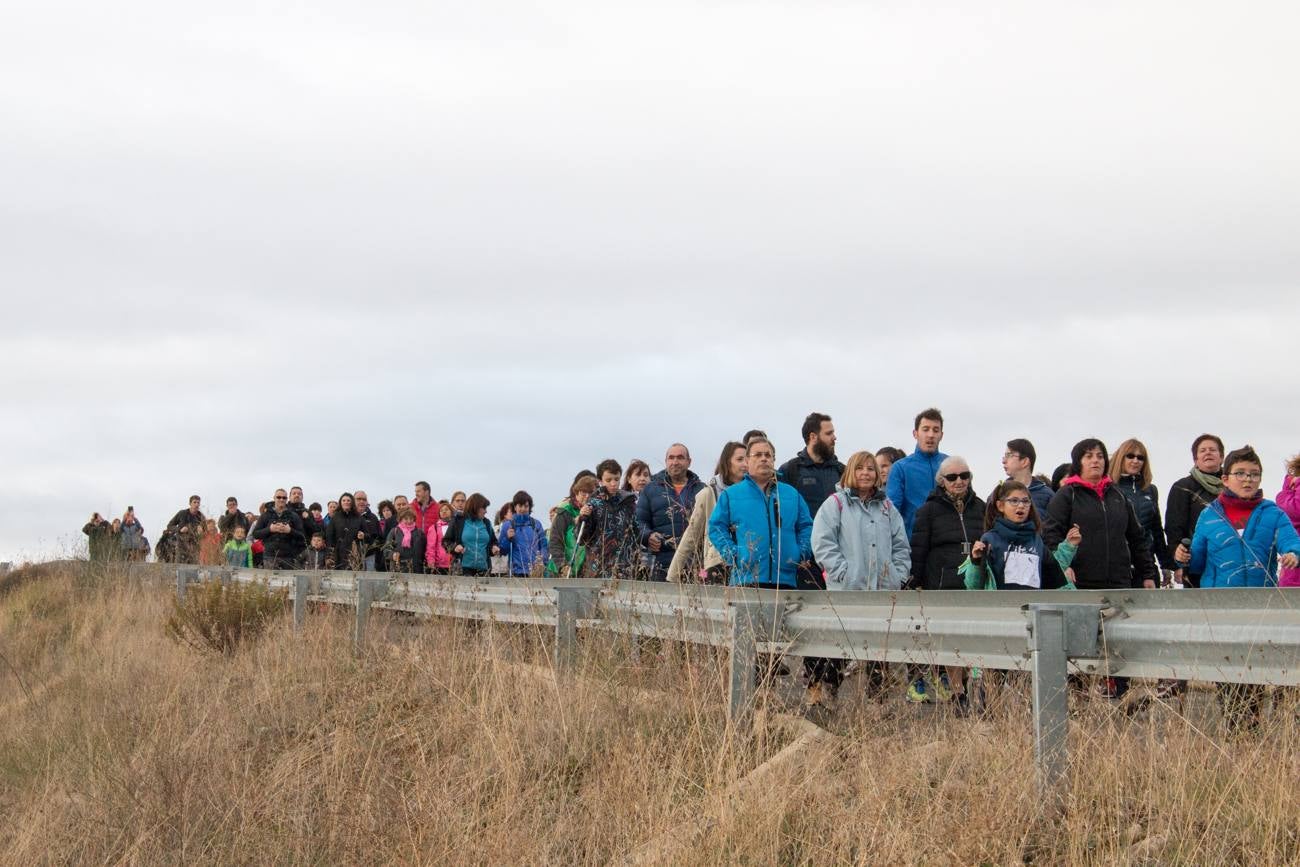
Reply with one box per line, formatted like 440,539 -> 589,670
991,516 -> 1038,546
1217,489 -> 1263,530
399,524 -> 415,547
1062,475 -> 1112,498
1190,467 -> 1224,497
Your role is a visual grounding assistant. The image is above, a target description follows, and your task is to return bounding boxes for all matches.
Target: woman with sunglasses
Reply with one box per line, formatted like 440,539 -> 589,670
908,456 -> 985,710
1109,439 -> 1176,581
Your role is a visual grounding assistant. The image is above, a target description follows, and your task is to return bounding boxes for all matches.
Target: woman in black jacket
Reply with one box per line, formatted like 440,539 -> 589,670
909,456 -> 985,712
1108,438 -> 1175,580
325,493 -> 367,571
1045,438 -> 1157,704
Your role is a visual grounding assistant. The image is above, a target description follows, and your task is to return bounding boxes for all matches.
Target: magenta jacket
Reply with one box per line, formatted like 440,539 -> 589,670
1278,476 -> 1300,587
425,519 -> 452,570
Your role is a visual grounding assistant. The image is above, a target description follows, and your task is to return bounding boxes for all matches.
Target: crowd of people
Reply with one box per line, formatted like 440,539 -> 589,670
83,409 -> 1300,724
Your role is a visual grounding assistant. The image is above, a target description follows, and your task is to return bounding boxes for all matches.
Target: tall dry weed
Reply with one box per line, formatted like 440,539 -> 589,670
0,564 -> 1295,865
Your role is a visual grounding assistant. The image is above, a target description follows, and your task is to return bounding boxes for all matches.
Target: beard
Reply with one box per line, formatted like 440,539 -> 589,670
811,440 -> 836,463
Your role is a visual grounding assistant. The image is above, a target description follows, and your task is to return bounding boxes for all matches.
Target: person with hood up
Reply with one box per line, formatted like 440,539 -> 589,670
1175,446 -> 1300,730
807,450 -> 909,707
707,437 -> 813,589
669,442 -> 746,583
887,408 -> 949,537
498,491 -> 548,577
636,443 -> 706,581
424,501 -> 454,574
1045,438 -> 1157,705
907,456 -> 986,708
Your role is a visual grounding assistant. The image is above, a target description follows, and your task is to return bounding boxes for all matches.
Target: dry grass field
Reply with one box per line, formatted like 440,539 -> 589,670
0,563 -> 1296,865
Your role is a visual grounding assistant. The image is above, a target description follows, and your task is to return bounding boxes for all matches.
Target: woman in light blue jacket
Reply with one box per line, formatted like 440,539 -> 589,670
812,451 -> 910,591
803,451 -> 910,707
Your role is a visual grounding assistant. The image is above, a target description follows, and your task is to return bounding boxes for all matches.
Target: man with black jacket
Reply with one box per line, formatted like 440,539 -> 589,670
779,412 -> 845,588
288,486 -> 318,543
353,490 -> 384,570
217,497 -> 249,541
166,495 -> 205,563
252,489 -> 306,569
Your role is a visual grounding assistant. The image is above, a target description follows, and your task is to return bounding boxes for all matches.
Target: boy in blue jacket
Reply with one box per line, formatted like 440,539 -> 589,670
1175,445 -> 1300,731
887,408 -> 949,537
708,438 -> 813,588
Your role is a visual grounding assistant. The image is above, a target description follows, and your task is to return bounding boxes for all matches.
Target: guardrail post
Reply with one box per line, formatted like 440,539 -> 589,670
175,566 -> 200,600
293,574 -> 310,631
1025,602 -> 1102,795
555,586 -> 597,673
727,600 -> 762,728
354,577 -> 388,652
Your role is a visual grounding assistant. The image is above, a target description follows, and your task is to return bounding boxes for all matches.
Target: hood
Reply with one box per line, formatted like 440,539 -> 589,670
1062,475 -> 1112,498
834,483 -> 885,505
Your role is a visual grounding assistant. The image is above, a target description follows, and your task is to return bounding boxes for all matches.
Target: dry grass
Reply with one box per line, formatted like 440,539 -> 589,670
0,563 -> 1296,865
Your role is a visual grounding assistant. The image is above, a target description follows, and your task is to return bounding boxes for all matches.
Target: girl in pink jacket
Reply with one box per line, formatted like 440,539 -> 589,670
425,501 -> 454,574
1278,454 -> 1300,587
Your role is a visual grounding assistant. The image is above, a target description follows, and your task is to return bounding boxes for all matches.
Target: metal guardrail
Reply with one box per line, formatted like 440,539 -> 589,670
160,564 -> 1300,792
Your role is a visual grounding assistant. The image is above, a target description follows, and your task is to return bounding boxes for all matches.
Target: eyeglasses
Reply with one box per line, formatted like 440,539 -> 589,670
943,472 -> 972,482
1001,497 -> 1032,506
1125,453 -> 1147,462
1002,452 -> 1021,460
1228,471 -> 1262,481
274,495 -> 287,500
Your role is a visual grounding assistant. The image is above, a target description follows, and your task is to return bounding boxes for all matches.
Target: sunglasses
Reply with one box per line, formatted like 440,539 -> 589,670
1125,453 -> 1147,462
943,472 -> 972,482
274,495 -> 287,500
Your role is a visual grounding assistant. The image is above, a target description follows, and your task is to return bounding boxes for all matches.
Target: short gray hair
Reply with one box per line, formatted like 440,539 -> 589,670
936,456 -> 970,484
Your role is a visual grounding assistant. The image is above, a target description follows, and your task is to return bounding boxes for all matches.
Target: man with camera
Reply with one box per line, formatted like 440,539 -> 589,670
251,488 -> 306,570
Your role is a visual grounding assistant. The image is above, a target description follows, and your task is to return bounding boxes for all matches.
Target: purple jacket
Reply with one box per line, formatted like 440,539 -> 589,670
1277,476 -> 1300,587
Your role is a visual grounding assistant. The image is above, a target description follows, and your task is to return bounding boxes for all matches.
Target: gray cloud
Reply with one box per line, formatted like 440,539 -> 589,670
2,0 -> 1297,560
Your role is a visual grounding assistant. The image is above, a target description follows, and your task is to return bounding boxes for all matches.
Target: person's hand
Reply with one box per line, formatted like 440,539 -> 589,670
1066,524 -> 1082,545
1281,552 -> 1299,570
648,532 -> 663,552
179,526 -> 189,534
491,545 -> 501,556
454,544 -> 465,554
356,531 -> 365,540
1065,567 -> 1076,583
1142,579 -> 1156,589
970,540 -> 987,561
579,504 -> 592,518
507,526 -> 515,539
1174,544 -> 1191,565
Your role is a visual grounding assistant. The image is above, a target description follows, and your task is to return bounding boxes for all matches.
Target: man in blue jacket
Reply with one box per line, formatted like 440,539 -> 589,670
636,443 -> 705,580
887,408 -> 949,538
708,437 -> 813,588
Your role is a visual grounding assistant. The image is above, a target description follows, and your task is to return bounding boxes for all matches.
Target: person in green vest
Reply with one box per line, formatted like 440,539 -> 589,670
548,474 -> 596,577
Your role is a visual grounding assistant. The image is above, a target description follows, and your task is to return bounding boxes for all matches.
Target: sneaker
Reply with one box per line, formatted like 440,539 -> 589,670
906,678 -> 930,703
931,674 -> 954,703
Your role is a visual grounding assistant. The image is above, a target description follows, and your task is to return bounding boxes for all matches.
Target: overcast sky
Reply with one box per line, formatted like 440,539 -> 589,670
2,0 -> 1296,562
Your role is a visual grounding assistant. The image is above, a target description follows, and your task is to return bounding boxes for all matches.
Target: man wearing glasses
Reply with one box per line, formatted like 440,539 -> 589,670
252,488 -> 306,570
1001,439 -> 1053,520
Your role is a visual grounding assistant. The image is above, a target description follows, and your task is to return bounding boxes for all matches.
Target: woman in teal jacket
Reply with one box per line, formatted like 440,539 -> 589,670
708,438 -> 813,588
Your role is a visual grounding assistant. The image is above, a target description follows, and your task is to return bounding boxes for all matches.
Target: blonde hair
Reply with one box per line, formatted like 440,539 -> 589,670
839,451 -> 880,490
1109,438 -> 1152,487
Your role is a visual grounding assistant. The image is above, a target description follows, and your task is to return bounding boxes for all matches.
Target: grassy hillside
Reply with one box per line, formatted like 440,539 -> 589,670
0,564 -> 1296,865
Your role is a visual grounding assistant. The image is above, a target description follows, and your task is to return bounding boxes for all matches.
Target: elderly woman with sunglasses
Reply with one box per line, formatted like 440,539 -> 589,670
907,456 -> 986,710
1109,438 -> 1177,581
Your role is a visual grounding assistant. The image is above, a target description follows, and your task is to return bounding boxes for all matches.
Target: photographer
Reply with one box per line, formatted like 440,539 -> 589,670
251,489 -> 306,569
165,495 -> 205,564
82,512 -> 113,562
580,459 -> 641,579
